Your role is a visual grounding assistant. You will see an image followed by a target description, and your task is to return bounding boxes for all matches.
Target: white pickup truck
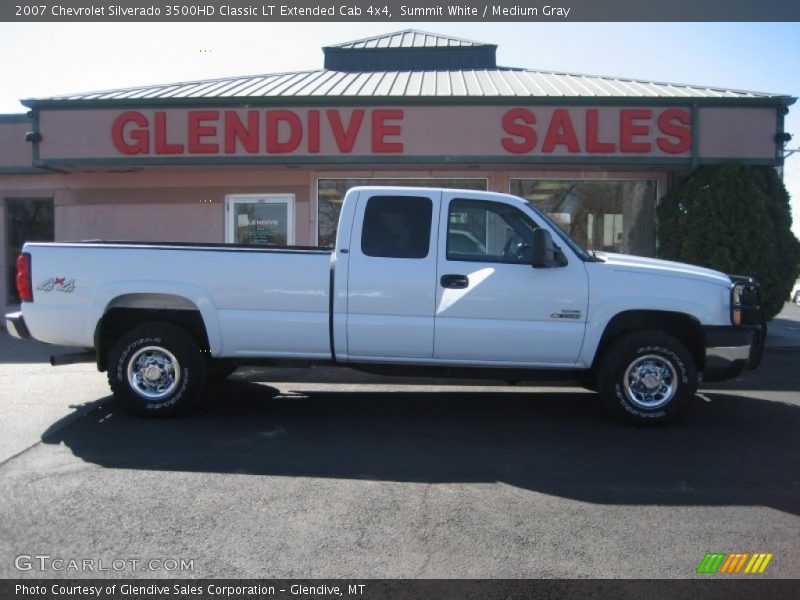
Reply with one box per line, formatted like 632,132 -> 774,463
5,186 -> 764,424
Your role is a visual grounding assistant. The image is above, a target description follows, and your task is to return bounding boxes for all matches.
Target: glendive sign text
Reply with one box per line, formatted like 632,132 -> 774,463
109,107 -> 692,157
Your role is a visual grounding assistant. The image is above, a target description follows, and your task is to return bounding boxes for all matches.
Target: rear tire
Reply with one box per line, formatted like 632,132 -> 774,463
597,330 -> 697,425
107,323 -> 207,417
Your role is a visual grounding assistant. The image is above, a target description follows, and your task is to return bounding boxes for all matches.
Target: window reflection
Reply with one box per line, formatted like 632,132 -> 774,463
510,179 -> 656,257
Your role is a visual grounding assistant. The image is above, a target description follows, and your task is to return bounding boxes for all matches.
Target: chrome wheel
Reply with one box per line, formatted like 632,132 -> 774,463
127,345 -> 181,401
623,354 -> 678,410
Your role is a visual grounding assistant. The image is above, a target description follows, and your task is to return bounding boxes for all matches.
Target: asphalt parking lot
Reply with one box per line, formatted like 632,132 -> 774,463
1,304 -> 799,579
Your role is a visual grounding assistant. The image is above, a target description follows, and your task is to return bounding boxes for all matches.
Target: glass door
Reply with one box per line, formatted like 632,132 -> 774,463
225,194 -> 295,246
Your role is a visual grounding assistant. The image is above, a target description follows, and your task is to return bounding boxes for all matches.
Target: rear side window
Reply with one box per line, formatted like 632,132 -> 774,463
361,196 -> 433,259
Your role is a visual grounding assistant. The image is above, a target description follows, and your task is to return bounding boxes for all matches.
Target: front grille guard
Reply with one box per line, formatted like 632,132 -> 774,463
730,274 -> 766,369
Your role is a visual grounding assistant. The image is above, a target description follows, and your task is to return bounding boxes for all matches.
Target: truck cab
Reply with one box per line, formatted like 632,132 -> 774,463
334,188 -> 589,366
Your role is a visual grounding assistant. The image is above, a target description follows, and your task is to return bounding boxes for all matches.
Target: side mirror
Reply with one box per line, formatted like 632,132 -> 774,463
531,228 -> 567,268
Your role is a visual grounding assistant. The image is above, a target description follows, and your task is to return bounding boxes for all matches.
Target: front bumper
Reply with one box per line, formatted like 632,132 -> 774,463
703,324 -> 764,382
4,311 -> 31,340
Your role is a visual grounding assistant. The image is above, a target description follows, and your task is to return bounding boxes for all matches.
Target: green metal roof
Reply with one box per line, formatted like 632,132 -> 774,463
24,67 -> 790,107
325,30 -> 491,50
20,29 -> 794,107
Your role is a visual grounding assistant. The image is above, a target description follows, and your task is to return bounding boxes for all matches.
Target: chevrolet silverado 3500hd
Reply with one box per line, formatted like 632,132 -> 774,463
5,187 -> 764,424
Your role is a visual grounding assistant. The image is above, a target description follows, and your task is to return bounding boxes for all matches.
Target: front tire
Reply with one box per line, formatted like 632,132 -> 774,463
597,330 -> 697,425
107,323 -> 207,417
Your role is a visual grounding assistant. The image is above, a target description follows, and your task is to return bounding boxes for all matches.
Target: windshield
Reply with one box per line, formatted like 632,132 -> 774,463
522,201 -> 597,261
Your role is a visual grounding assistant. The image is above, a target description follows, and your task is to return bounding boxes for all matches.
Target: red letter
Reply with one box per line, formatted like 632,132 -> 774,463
266,110 -> 302,153
542,109 -> 580,153
371,109 -> 404,153
154,112 -> 184,154
585,109 -> 616,153
224,111 -> 259,154
328,110 -> 364,153
112,111 -> 149,155
308,110 -> 320,154
620,109 -> 652,153
501,108 -> 537,153
188,110 -> 219,154
657,108 -> 691,154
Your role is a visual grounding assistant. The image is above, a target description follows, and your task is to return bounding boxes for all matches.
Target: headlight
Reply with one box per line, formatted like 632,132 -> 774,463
729,276 -> 764,327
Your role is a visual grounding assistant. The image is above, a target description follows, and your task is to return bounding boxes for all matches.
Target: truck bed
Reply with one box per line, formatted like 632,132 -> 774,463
21,241 -> 334,359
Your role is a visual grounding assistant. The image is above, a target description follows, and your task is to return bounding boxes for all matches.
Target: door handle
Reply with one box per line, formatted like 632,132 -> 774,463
441,274 -> 469,289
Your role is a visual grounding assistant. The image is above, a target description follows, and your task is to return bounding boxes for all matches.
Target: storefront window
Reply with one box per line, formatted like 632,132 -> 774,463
317,178 -> 487,247
510,179 -> 657,256
6,198 -> 54,304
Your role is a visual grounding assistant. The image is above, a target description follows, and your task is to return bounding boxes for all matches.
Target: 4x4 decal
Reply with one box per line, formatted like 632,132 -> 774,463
37,277 -> 76,293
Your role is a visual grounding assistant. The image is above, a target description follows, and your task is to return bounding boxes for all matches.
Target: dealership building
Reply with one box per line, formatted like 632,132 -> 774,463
0,29 -> 794,310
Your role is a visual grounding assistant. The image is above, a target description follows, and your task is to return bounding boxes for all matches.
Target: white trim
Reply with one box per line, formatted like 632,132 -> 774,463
224,193 -> 295,245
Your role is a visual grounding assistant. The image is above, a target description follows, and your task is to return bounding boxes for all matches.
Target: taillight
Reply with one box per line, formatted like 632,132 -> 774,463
16,253 -> 32,302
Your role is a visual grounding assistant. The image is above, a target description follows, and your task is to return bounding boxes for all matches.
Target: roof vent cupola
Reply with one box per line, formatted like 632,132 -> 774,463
323,29 -> 497,71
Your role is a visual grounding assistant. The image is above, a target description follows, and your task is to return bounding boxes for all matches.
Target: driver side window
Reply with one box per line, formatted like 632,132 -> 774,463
447,199 -> 536,264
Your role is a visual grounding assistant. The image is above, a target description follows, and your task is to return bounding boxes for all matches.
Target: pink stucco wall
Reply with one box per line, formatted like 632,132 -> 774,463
0,121 -> 33,168
697,107 -> 777,159
53,186 -> 310,244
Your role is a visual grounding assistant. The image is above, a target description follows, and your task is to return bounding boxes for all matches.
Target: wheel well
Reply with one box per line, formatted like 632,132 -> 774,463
95,307 -> 209,372
592,310 -> 705,372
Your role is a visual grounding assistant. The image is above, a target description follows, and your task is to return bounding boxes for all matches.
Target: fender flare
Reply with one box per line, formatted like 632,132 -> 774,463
87,280 -> 223,355
580,300 -> 710,368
